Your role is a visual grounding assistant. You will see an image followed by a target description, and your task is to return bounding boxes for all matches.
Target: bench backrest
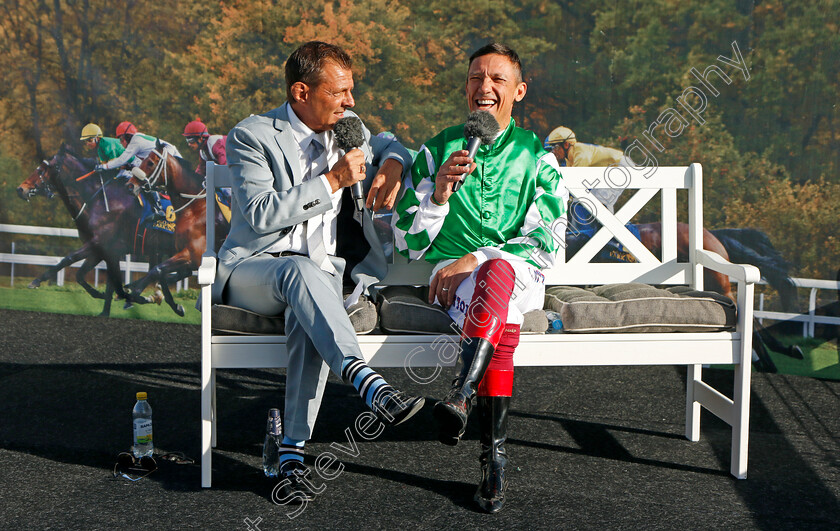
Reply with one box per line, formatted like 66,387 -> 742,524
205,162 -> 705,290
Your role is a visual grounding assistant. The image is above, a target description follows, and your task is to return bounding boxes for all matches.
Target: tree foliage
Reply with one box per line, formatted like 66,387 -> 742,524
0,0 -> 838,278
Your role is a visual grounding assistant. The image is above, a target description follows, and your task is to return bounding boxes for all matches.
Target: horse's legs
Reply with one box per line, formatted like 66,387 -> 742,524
127,248 -> 193,316
100,274 -> 115,317
157,268 -> 189,317
74,255 -> 111,300
101,255 -> 132,301
128,263 -> 189,316
29,243 -> 93,289
751,331 -> 779,373
755,319 -> 805,360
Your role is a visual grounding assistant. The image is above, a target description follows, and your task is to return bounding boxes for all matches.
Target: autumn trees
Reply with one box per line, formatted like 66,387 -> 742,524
0,0 -> 838,277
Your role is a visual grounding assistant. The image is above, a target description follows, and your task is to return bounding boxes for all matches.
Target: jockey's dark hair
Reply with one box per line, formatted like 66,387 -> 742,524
469,42 -> 523,83
285,41 -> 353,101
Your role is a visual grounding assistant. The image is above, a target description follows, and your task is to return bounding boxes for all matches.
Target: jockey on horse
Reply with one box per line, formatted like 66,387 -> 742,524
92,121 -> 182,223
545,125 -> 633,232
182,119 -> 227,175
80,123 -> 124,166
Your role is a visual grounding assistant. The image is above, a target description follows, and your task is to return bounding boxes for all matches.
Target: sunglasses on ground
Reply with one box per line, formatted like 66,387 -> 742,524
113,452 -> 157,481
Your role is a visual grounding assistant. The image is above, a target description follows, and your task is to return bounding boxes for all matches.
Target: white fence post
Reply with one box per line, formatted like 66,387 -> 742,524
10,241 -> 14,287
758,293 -> 764,325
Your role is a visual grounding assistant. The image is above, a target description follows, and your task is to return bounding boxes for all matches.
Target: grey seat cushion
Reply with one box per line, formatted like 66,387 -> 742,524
544,283 -> 737,333
377,286 -> 548,334
211,295 -> 378,335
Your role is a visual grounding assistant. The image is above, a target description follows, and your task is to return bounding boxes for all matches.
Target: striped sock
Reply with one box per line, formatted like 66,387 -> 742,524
341,357 -> 396,412
278,436 -> 305,468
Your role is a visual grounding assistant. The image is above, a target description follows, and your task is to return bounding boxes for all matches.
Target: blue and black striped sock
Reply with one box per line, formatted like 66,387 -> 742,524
341,357 -> 396,412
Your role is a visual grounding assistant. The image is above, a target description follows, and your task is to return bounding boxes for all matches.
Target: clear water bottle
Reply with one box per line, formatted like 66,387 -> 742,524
262,408 -> 283,477
545,311 -> 564,333
132,392 -> 154,458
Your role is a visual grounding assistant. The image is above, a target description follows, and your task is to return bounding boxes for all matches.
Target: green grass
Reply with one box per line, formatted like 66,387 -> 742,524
762,334 -> 840,380
0,276 -> 200,325
708,333 -> 839,380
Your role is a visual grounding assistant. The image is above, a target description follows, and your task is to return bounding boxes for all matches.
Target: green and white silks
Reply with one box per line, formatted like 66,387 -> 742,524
393,119 -> 568,270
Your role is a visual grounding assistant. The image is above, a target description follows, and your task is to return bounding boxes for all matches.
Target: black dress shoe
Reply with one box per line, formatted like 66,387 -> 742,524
374,391 -> 425,426
271,461 -> 318,504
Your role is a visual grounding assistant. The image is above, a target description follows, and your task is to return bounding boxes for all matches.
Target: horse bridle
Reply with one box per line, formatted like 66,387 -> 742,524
140,149 -> 169,190
25,160 -> 57,199
137,149 -> 207,214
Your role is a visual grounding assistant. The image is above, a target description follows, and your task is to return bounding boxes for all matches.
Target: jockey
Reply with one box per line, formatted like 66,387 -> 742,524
95,121 -> 182,222
182,119 -> 227,175
80,123 -> 128,165
545,126 -> 631,232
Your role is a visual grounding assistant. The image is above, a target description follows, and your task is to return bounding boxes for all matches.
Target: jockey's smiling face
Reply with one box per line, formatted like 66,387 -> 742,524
290,60 -> 355,133
466,53 -> 527,130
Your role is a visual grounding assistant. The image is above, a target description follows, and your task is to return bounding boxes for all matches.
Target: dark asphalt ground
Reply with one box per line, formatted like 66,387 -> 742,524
1,308 -> 838,530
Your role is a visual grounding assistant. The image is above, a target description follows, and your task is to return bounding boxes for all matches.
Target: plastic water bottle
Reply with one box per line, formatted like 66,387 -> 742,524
545,311 -> 564,333
262,408 -> 283,477
132,392 -> 154,458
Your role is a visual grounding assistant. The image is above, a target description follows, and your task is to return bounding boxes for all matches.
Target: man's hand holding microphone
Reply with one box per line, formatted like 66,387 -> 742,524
432,110 -> 498,206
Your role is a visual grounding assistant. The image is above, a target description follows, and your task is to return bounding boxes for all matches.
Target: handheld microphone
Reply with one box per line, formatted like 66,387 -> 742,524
452,110 -> 499,192
333,116 -> 366,211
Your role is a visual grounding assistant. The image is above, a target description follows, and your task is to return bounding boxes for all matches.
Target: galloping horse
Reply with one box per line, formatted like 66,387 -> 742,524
565,222 -> 801,370
124,143 -> 230,312
16,145 -> 173,316
565,221 -> 735,300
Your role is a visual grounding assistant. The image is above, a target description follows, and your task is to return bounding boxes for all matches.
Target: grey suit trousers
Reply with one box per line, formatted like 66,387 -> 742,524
224,254 -> 362,440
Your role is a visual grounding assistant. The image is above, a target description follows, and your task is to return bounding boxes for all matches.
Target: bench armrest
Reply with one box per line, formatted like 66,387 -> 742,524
696,249 -> 760,283
198,254 -> 217,286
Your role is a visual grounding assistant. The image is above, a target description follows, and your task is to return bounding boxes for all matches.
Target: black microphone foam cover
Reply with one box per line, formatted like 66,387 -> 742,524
333,116 -> 366,211
334,116 -> 365,151
452,111 -> 499,192
463,110 -> 499,147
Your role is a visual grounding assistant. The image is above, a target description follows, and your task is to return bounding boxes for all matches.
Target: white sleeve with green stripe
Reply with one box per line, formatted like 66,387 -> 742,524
478,152 -> 568,269
393,145 -> 448,260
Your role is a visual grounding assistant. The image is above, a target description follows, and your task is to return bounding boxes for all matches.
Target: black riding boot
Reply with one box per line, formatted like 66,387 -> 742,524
474,395 -> 509,513
147,191 -> 166,221
433,337 -> 495,445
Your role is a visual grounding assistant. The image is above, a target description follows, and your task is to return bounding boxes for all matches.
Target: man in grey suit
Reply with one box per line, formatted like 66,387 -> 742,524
215,41 -> 424,499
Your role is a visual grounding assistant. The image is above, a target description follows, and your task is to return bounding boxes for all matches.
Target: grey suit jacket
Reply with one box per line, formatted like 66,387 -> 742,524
212,104 -> 412,304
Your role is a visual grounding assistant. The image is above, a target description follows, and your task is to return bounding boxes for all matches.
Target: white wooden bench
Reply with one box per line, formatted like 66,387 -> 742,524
198,162 -> 758,488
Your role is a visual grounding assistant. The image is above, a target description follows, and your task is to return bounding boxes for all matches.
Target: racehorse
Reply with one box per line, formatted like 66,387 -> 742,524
16,145 -> 173,316
565,222 -> 735,300
566,222 -> 798,371
711,228 -> 799,312
124,143 -> 230,313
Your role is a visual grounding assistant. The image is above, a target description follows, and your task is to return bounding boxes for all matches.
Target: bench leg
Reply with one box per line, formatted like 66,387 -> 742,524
730,361 -> 750,479
730,279 -> 754,479
685,364 -> 702,442
201,351 -> 213,488
201,372 -> 213,488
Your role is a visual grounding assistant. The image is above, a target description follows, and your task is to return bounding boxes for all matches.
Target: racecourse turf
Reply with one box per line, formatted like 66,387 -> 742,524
0,278 -> 201,324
